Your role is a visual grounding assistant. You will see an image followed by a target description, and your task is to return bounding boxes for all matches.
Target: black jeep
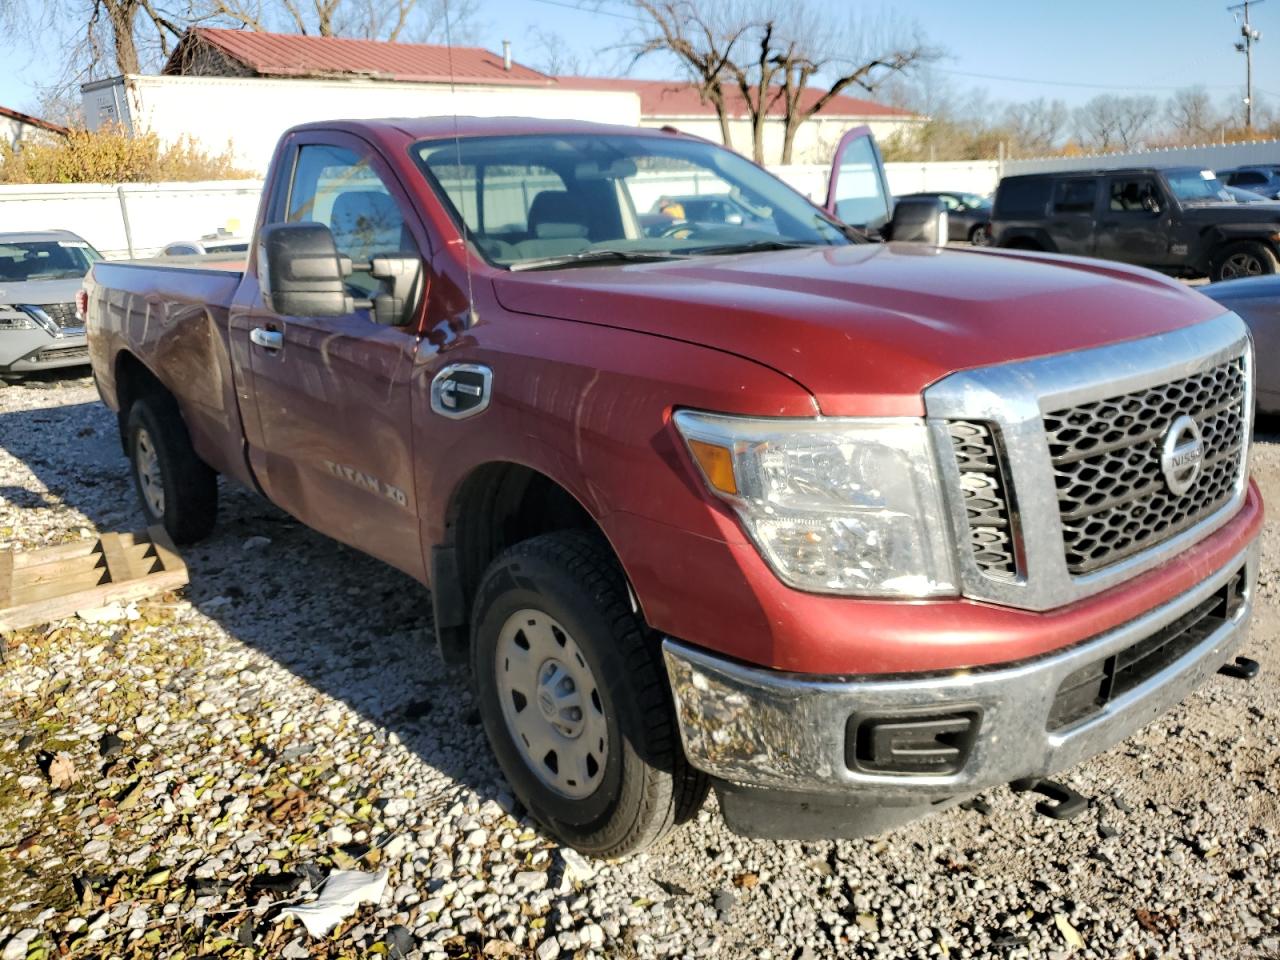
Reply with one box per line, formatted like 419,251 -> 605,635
991,166 -> 1280,282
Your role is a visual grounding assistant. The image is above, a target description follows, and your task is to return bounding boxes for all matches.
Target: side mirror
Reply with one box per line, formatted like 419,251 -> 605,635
259,222 -> 354,317
368,255 -> 422,327
885,196 -> 948,245
260,222 -> 423,325
1142,194 -> 1162,215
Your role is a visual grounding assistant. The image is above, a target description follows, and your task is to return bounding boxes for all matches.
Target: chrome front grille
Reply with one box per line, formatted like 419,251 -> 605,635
1043,360 -> 1246,575
39,302 -> 79,329
947,420 -> 1018,580
927,313 -> 1253,612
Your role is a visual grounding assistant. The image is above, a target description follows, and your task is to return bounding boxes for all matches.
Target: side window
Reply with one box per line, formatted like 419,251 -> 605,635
1053,179 -> 1097,214
1232,171 -> 1265,186
285,143 -> 418,297
1109,178 -> 1159,213
938,194 -> 962,211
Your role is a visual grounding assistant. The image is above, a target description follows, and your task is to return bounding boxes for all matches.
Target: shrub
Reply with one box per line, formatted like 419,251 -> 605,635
0,126 -> 254,184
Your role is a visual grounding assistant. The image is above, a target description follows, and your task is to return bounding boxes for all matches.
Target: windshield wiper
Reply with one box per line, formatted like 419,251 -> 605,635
509,249 -> 689,272
680,239 -> 819,256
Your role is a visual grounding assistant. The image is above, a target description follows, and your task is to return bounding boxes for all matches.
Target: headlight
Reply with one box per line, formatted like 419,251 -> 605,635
673,410 -> 956,597
0,308 -> 38,331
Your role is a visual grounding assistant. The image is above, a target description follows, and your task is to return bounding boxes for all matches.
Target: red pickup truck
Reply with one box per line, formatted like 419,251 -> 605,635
85,117 -> 1262,857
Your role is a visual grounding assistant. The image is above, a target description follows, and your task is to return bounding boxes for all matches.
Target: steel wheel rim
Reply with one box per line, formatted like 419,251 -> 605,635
1223,252 -> 1264,278
495,608 -> 608,800
135,427 -> 165,518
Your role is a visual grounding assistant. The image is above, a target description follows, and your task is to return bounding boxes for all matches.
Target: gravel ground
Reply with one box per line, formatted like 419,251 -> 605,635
1,370 -> 1279,960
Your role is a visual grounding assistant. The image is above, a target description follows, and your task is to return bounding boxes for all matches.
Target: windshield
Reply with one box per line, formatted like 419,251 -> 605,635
413,133 -> 851,269
0,239 -> 100,282
1166,169 -> 1227,204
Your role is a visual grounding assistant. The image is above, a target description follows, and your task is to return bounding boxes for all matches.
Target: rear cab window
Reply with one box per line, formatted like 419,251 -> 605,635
994,178 -> 1052,219
1052,179 -> 1097,215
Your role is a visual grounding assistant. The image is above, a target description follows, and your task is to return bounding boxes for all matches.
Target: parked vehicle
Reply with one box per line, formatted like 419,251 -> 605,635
0,230 -> 101,377
86,118 -> 1262,856
1217,165 -> 1280,200
641,193 -> 771,237
1225,185 -> 1274,204
896,191 -> 992,244
992,166 -> 1280,281
160,233 -> 251,257
1202,274 -> 1280,413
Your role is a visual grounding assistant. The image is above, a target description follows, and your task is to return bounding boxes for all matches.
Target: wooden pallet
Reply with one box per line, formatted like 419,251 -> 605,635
0,526 -> 188,632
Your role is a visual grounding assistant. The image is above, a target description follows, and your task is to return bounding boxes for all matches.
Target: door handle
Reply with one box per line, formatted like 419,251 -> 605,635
250,327 -> 283,350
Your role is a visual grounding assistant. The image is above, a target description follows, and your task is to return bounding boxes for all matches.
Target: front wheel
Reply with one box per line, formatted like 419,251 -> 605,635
126,395 -> 217,543
470,531 -> 707,857
969,224 -> 992,246
1211,241 -> 1278,282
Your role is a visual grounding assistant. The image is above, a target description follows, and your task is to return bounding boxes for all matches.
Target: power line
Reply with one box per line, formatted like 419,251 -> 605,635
524,0 -> 650,23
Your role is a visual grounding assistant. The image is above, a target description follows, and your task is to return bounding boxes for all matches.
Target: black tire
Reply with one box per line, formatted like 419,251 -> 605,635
125,394 -> 217,544
470,531 -> 708,857
1211,241 -> 1278,282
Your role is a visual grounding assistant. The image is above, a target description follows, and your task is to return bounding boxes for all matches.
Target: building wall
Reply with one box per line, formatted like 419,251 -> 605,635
641,115 -> 925,165
82,75 -> 643,172
1,115 -> 58,150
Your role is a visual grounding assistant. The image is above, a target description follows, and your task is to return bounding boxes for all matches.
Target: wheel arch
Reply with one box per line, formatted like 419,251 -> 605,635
112,349 -> 171,454
430,460 -> 638,667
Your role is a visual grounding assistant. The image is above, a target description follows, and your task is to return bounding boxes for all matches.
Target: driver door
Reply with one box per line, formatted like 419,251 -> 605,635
229,132 -> 428,578
825,126 -> 894,237
1094,175 -> 1171,267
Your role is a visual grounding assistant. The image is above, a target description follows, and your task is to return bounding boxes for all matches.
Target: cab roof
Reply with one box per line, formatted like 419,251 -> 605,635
288,115 -> 694,143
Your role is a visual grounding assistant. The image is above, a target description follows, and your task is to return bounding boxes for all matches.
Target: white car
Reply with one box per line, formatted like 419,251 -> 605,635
0,230 -> 101,377
159,236 -> 250,257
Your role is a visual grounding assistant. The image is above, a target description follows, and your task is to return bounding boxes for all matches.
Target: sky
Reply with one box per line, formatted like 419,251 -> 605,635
0,0 -> 1277,117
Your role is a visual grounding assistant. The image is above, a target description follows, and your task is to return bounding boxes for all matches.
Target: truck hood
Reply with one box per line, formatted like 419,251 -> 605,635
1181,202 -> 1280,224
492,243 -> 1226,416
0,276 -> 85,307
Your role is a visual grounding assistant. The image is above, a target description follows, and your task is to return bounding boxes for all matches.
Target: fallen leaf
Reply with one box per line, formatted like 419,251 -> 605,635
732,872 -> 759,889
47,751 -> 79,790
1054,912 -> 1085,950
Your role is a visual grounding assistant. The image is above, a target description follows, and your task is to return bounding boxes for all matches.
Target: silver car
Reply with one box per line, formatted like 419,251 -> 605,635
1202,275 -> 1280,413
0,230 -> 101,377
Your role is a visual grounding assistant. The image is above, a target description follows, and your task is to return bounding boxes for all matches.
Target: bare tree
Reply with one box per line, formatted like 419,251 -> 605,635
769,7 -> 933,164
626,1 -> 755,150
629,1 -> 930,164
194,0 -> 477,41
1164,87 -> 1219,144
526,26 -> 589,75
1073,94 -> 1157,152
1002,97 -> 1068,156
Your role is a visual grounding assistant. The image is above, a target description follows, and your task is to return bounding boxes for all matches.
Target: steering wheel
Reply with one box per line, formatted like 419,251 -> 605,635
658,221 -> 699,240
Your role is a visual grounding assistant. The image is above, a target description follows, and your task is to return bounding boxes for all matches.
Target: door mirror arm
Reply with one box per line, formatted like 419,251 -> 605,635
349,255 -> 424,326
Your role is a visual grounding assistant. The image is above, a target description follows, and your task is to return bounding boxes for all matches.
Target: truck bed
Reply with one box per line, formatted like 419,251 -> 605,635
86,258 -> 254,489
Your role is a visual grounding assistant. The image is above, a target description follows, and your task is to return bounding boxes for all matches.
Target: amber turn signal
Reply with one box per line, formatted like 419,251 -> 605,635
687,438 -> 738,495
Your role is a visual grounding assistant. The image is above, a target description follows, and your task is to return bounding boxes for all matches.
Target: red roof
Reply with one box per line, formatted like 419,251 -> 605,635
167,28 -> 555,85
0,106 -> 68,136
553,76 -> 912,120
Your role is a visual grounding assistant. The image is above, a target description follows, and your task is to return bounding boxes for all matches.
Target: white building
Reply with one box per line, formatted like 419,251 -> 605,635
0,106 -> 68,150
555,77 -> 922,165
81,28 -> 920,172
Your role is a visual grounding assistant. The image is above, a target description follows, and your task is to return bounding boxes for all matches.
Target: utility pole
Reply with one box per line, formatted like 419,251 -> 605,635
1230,0 -> 1265,129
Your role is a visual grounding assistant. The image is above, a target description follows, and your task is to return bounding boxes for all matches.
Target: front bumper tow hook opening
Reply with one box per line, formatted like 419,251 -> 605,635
1010,778 -> 1089,821
1219,656 -> 1261,681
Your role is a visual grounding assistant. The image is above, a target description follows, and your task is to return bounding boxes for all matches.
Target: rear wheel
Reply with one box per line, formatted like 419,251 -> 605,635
126,395 -> 217,543
969,223 -> 992,246
471,531 -> 707,857
1212,241 -> 1278,282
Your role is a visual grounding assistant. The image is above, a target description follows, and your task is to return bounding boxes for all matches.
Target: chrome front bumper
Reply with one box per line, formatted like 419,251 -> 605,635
662,541 -> 1257,802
